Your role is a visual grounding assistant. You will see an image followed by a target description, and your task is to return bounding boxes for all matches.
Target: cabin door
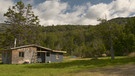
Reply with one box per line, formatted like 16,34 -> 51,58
37,52 -> 45,63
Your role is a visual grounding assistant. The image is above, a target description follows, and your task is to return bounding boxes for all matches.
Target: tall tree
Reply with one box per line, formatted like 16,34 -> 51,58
3,1 -> 40,47
98,18 -> 115,59
4,1 -> 39,26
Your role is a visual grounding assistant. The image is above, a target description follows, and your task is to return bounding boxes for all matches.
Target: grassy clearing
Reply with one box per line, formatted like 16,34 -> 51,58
0,57 -> 135,76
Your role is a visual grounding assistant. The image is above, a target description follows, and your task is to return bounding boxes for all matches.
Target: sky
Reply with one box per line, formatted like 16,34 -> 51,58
0,0 -> 135,26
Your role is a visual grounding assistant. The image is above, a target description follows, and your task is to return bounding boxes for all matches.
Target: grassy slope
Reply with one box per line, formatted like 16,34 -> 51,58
0,57 -> 135,76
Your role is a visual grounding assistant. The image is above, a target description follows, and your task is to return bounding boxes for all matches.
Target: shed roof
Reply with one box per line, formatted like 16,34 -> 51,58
3,44 -> 66,53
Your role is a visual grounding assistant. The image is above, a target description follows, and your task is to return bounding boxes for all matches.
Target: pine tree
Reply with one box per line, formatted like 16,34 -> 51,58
3,1 -> 41,47
4,1 -> 39,26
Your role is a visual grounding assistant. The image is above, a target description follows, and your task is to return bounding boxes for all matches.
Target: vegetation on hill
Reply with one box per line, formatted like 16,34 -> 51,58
0,1 -> 135,58
0,17 -> 135,57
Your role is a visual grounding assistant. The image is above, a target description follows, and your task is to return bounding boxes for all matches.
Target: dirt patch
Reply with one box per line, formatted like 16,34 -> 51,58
98,65 -> 135,76
74,64 -> 135,76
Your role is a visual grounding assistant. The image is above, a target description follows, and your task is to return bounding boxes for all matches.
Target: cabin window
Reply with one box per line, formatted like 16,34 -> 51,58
19,52 -> 24,57
56,54 -> 59,59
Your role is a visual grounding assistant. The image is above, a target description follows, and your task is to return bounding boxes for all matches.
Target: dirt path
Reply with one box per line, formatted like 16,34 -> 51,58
73,64 -> 135,76
93,64 -> 135,76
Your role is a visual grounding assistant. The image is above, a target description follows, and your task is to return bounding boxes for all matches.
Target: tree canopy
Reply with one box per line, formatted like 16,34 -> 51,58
4,1 -> 39,26
3,1 -> 41,48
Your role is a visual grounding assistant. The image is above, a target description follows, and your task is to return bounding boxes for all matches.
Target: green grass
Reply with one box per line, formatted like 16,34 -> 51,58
0,57 -> 135,76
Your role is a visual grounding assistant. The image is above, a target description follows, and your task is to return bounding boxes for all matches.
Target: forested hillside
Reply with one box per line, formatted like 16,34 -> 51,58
0,17 -> 135,57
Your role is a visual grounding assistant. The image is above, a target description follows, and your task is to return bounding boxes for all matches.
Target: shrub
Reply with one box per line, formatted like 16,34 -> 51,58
128,52 -> 135,57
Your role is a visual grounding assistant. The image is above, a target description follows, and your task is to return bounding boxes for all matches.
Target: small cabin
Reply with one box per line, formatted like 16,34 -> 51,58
1,44 -> 66,64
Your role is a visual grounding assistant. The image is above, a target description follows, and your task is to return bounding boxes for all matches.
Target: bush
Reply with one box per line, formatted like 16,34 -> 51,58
102,53 -> 107,57
128,52 -> 135,57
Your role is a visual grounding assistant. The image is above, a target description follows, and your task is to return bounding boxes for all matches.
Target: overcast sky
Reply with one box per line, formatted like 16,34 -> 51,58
0,0 -> 135,26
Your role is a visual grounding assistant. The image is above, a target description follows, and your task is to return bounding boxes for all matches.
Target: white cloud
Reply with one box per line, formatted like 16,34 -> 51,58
33,0 -> 69,25
33,1 -> 92,25
0,0 -> 14,23
0,0 -> 135,25
34,0 -> 135,26
108,0 -> 134,19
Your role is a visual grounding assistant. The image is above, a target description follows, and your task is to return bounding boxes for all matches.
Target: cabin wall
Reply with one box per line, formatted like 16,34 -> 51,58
50,52 -> 63,63
12,47 -> 37,64
23,47 -> 37,63
2,50 -> 12,64
2,46 -> 65,64
45,54 -> 50,63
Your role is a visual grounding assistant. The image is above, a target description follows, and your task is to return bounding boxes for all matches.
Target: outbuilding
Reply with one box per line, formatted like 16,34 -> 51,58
2,44 -> 66,64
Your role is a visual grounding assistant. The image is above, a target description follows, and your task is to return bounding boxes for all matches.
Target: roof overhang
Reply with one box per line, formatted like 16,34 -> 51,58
10,44 -> 52,51
37,51 -> 47,53
52,50 -> 67,53
1,44 -> 66,53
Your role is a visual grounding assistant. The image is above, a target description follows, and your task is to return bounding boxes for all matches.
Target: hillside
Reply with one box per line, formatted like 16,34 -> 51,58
0,17 -> 132,33
0,16 -> 135,57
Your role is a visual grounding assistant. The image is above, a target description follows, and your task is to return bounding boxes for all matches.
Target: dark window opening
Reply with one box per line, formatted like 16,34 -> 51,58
37,48 -> 41,51
37,53 -> 40,56
37,52 -> 41,57
19,52 -> 24,57
47,52 -> 50,56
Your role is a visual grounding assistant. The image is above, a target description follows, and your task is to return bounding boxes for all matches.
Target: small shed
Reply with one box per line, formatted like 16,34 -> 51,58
1,44 -> 66,64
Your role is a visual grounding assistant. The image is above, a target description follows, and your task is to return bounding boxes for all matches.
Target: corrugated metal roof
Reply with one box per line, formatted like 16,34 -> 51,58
11,44 -> 52,51
3,44 -> 66,53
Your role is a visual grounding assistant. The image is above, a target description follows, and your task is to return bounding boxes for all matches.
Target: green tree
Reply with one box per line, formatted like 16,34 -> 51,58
3,1 -> 40,47
98,21 -> 124,59
4,1 -> 39,26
